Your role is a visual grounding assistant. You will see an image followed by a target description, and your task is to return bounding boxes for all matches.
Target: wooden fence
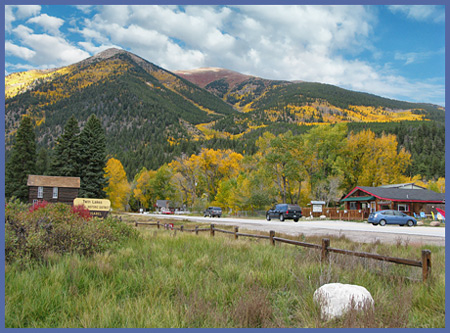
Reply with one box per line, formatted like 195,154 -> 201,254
301,207 -> 370,220
135,221 -> 431,282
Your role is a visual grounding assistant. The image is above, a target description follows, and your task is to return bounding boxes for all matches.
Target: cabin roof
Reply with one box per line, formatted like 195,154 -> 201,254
27,175 -> 80,188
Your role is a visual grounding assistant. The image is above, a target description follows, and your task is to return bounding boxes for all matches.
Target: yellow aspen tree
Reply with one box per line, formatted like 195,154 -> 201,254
133,168 -> 156,209
343,130 -> 411,190
104,158 -> 131,211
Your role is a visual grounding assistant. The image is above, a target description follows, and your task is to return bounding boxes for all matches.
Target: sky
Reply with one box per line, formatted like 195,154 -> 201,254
4,4 -> 446,106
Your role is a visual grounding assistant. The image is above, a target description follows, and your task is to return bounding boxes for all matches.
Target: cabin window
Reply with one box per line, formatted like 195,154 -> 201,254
349,202 -> 357,210
398,204 -> 409,212
37,186 -> 43,198
53,187 -> 59,199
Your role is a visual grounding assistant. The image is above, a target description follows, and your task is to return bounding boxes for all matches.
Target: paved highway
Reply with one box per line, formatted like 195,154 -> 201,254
131,213 -> 446,246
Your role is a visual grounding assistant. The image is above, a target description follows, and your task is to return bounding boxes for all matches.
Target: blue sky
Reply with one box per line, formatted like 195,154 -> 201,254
4,4 -> 446,106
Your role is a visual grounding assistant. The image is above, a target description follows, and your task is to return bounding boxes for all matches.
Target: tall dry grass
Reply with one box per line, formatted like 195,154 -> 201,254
5,224 -> 445,328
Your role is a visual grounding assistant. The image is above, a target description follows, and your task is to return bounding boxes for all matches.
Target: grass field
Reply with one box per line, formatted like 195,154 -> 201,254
5,215 -> 445,328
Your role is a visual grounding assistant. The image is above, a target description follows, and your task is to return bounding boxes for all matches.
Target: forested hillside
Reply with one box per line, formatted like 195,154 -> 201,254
5,48 -> 445,182
5,49 -> 237,174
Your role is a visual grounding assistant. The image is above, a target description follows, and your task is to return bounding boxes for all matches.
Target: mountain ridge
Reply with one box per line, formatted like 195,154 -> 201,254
5,48 -> 445,177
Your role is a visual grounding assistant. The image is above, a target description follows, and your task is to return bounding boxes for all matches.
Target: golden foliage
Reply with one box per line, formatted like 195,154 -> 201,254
104,158 -> 131,210
342,130 -> 411,189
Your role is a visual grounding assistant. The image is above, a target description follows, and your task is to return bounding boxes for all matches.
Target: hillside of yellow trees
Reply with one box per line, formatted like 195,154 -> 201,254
102,124 -> 444,214
5,48 -> 444,196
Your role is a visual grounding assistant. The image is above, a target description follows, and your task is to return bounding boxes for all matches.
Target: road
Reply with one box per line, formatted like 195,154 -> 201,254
131,213 -> 446,246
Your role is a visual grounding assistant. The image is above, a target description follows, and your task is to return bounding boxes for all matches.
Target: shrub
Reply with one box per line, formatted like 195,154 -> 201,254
71,204 -> 91,220
5,200 -> 139,263
29,200 -> 49,213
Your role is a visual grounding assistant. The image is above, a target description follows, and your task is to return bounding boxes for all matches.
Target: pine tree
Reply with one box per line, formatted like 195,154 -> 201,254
36,147 -> 50,175
78,115 -> 107,198
5,116 -> 37,202
51,115 -> 81,176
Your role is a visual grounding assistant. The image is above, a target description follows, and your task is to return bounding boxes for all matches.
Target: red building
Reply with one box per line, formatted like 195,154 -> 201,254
341,183 -> 445,216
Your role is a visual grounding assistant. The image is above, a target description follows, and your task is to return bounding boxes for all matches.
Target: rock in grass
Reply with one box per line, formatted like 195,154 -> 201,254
313,283 -> 374,320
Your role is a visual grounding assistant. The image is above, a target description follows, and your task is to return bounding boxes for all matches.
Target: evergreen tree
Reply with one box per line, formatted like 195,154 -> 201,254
78,115 -> 107,198
5,116 -> 37,201
51,115 -> 81,176
36,147 -> 50,175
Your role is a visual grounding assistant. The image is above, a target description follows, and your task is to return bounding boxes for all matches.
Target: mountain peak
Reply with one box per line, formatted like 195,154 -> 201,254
174,67 -> 255,88
94,47 -> 126,58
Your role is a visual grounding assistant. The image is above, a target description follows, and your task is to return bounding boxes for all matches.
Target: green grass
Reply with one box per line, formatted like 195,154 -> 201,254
5,224 -> 445,328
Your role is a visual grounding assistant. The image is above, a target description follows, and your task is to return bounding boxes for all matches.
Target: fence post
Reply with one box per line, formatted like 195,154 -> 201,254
270,230 -> 275,246
422,250 -> 431,282
157,221 -> 160,229
210,224 -> 215,237
135,221 -> 138,227
195,226 -> 199,235
180,225 -> 184,232
321,238 -> 330,262
234,226 -> 239,240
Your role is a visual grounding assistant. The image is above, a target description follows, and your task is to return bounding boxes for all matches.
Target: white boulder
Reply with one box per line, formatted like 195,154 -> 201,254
313,283 -> 374,320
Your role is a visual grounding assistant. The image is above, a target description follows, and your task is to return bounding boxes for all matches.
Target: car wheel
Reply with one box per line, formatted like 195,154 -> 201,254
294,218 -> 299,222
266,214 -> 271,221
407,220 -> 414,227
279,214 -> 285,222
379,219 -> 386,226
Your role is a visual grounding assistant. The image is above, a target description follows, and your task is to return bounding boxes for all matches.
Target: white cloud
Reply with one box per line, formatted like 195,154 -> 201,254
78,41 -> 121,54
394,48 -> 445,66
5,41 -> 36,59
75,5 -> 95,14
27,14 -> 65,35
11,25 -> 90,68
5,5 -> 445,106
388,5 -> 445,23
5,6 -> 15,31
5,5 -> 41,31
15,5 -> 41,19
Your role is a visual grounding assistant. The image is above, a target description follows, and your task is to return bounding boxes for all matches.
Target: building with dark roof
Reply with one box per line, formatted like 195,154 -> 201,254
27,175 -> 80,205
341,184 -> 445,216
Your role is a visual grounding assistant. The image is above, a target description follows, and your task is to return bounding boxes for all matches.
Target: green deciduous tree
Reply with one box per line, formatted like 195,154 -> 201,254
256,131 -> 306,204
5,116 -> 37,201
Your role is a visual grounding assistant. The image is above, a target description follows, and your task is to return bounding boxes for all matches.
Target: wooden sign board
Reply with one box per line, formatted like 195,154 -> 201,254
73,198 -> 111,218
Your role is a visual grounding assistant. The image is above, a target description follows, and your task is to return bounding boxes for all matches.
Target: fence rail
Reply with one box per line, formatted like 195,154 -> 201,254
135,221 -> 431,282
302,207 -> 369,221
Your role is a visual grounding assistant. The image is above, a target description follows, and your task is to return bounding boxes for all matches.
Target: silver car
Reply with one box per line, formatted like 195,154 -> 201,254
368,210 -> 417,226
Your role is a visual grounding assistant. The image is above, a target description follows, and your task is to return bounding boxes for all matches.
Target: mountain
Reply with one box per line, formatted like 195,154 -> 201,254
5,48 -> 238,174
5,48 -> 445,178
176,67 -> 444,122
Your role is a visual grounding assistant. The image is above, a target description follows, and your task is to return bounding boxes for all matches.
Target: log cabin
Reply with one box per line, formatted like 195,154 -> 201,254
27,175 -> 80,205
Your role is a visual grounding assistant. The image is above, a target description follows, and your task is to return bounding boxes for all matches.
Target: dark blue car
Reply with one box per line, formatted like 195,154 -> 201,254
368,210 -> 417,226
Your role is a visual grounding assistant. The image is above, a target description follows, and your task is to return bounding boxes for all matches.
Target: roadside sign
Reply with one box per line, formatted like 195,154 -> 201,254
73,198 -> 111,218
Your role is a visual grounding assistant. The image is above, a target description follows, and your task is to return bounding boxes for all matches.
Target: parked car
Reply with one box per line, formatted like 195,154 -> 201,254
161,207 -> 174,215
204,206 -> 222,218
368,210 -> 417,226
266,204 -> 302,222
